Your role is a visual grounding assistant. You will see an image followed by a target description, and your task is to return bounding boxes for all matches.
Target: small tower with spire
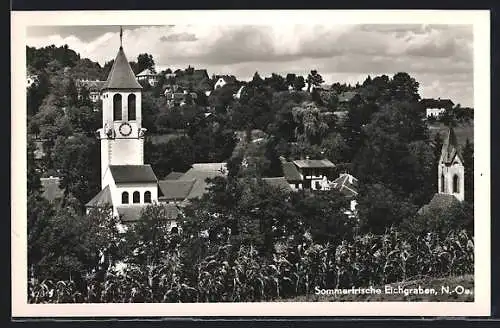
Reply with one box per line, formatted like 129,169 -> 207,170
438,127 -> 465,201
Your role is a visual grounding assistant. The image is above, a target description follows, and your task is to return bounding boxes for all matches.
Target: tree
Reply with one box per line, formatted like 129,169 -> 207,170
306,70 -> 324,92
27,139 -> 42,194
65,78 -> 79,107
357,183 -> 417,234
66,105 -> 100,135
136,53 -> 156,74
52,134 -> 101,208
145,136 -> 195,179
293,76 -> 306,91
389,72 -> 420,103
293,190 -> 353,243
463,138 -> 474,204
265,73 -> 287,92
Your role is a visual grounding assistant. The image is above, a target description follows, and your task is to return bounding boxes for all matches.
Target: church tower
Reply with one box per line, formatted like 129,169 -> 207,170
97,28 -> 146,187
438,127 -> 464,201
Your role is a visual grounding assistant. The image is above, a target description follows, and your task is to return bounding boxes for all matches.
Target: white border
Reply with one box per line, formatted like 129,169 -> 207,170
11,10 -> 491,317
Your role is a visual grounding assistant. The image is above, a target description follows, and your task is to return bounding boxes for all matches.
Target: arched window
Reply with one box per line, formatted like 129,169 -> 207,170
171,226 -> 179,234
453,175 -> 459,193
113,94 -> 122,121
133,191 -> 140,203
144,191 -> 151,203
441,174 -> 445,192
128,94 -> 136,120
122,191 -> 129,204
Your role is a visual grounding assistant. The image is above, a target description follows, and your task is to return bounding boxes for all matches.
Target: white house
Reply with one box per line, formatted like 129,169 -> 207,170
136,68 -> 159,87
27,74 -> 38,88
426,107 -> 446,118
214,75 -> 236,90
281,158 -> 336,191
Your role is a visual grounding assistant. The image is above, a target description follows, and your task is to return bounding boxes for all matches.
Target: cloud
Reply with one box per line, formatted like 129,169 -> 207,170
159,32 -> 198,42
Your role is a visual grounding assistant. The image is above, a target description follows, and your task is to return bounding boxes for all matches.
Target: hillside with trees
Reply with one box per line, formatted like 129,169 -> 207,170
26,44 -> 474,303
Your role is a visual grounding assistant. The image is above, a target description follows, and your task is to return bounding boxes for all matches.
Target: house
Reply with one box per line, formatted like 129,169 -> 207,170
75,79 -> 106,103
233,85 -> 245,99
418,127 -> 465,215
421,98 -> 454,119
280,157 -> 336,191
426,107 -> 446,118
330,173 -> 359,218
136,68 -> 159,87
214,75 -> 237,90
27,74 -> 39,88
164,90 -> 197,107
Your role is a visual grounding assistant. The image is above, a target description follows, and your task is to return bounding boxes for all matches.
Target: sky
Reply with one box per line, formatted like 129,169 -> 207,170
26,24 -> 474,107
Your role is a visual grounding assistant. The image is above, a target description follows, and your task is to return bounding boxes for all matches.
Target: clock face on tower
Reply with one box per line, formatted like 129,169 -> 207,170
118,122 -> 132,137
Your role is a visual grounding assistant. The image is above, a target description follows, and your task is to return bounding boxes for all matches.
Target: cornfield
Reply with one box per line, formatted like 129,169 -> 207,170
28,229 -> 474,303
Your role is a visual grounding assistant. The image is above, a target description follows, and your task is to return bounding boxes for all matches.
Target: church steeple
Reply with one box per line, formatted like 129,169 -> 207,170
438,126 -> 465,201
98,29 -> 145,187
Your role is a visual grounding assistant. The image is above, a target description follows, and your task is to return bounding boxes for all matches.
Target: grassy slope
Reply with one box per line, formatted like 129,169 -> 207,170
280,275 -> 474,302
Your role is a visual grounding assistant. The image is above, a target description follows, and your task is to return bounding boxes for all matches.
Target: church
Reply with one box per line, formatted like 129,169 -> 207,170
84,34 -> 226,232
418,126 -> 465,215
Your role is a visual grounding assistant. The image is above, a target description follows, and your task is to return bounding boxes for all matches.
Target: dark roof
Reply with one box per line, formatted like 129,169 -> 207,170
76,80 -> 106,91
418,193 -> 460,215
293,159 -> 335,169
282,162 -> 302,181
179,163 -> 227,199
331,173 -> 358,197
117,204 -> 180,222
85,185 -> 113,207
262,177 -> 293,192
440,127 -> 464,164
109,165 -> 158,184
40,177 -> 64,202
102,47 -> 142,90
158,179 -> 196,201
164,171 -> 185,180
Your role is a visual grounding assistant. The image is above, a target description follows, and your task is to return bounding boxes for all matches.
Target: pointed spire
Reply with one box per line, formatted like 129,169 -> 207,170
119,26 -> 123,49
440,127 -> 463,164
101,29 -> 142,90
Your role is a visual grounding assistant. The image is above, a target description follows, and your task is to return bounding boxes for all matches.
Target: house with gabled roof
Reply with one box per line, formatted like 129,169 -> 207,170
136,68 -> 159,87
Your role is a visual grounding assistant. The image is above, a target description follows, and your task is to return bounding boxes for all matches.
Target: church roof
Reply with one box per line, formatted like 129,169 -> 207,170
158,179 -> 196,201
418,193 -> 460,215
102,47 -> 142,90
85,185 -> 113,207
109,165 -> 158,184
179,163 -> 227,199
440,127 -> 464,164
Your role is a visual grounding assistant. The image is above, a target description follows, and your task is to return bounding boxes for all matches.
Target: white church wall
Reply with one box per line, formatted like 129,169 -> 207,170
109,139 -> 144,166
114,182 -> 158,206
